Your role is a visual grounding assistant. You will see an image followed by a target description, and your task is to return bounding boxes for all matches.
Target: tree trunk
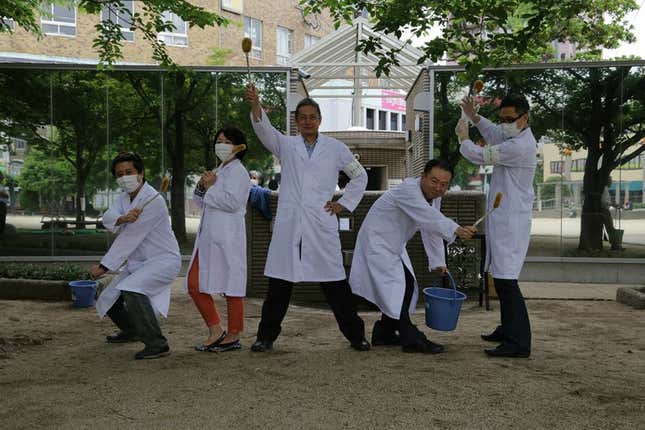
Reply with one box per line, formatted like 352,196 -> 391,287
170,106 -> 187,244
578,191 -> 604,250
75,142 -> 85,227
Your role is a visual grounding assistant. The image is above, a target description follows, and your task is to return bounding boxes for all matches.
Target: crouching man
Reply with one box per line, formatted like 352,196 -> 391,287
350,159 -> 476,354
89,152 -> 181,360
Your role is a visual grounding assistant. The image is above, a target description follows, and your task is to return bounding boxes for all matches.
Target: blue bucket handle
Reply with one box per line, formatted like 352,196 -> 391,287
445,271 -> 458,300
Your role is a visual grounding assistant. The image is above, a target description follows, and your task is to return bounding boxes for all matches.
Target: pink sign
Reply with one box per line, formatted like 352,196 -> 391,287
381,90 -> 406,112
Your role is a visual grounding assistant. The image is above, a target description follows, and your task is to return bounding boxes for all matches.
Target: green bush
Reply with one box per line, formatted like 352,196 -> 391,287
0,263 -> 89,281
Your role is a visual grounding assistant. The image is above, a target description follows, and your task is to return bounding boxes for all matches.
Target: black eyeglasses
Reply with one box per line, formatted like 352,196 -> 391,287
499,113 -> 525,123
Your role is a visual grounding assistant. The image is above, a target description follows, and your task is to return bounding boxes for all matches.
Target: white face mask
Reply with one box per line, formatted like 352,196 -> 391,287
250,179 -> 259,186
214,143 -> 234,162
500,121 -> 522,140
116,175 -> 140,193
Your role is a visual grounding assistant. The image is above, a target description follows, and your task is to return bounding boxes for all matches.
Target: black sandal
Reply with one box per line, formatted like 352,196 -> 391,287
194,331 -> 226,352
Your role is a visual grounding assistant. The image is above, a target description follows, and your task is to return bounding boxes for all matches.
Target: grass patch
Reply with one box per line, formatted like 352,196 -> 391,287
0,262 -> 89,281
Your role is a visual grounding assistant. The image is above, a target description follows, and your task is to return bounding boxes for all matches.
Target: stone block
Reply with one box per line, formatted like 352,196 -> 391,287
616,286 -> 645,309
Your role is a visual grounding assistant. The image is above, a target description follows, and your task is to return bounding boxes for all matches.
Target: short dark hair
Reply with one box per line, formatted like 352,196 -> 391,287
214,127 -> 247,160
500,93 -> 530,115
111,151 -> 144,177
295,98 -> 322,119
423,158 -> 454,178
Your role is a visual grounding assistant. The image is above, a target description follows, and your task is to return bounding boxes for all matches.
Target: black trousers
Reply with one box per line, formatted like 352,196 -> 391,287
256,277 -> 365,344
493,278 -> 531,352
379,263 -> 427,346
107,291 -> 168,349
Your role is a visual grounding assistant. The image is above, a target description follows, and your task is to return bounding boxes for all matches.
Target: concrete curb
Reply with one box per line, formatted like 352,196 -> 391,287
616,286 -> 645,309
0,278 -> 71,301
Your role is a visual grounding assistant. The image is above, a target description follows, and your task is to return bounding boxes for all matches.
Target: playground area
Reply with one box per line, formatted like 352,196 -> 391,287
1,281 -> 643,429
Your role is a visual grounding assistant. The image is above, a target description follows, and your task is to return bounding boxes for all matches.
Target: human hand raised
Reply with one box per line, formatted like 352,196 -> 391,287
460,96 -> 480,123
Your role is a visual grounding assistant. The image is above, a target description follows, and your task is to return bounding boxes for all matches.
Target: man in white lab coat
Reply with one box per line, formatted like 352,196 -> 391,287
457,93 -> 536,358
89,152 -> 181,360
350,159 -> 476,353
246,84 -> 370,352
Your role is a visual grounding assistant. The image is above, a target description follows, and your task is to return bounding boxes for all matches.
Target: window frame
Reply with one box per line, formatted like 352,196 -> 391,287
40,2 -> 77,37
243,16 -> 263,59
157,10 -> 189,48
276,26 -> 293,65
100,0 -> 135,42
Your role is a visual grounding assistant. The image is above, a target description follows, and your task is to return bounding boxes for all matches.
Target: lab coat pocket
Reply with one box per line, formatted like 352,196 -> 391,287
207,213 -> 237,245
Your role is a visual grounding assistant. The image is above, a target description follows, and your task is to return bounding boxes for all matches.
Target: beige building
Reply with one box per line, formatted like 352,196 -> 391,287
0,0 -> 334,66
542,143 -> 645,204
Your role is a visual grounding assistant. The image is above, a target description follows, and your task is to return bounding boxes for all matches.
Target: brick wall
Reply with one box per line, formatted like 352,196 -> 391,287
0,0 -> 334,66
246,190 -> 486,304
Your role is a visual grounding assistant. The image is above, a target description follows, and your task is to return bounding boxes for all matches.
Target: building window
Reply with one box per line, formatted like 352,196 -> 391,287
276,26 -> 293,65
378,111 -> 387,130
11,137 -> 26,150
2,17 -> 15,31
571,158 -> 586,172
101,0 -> 134,42
366,108 -> 375,130
41,2 -> 76,36
390,112 -> 398,131
221,0 -> 243,14
402,113 -> 406,129
244,17 -> 263,59
158,11 -> 188,47
304,34 -> 320,49
550,161 -> 563,174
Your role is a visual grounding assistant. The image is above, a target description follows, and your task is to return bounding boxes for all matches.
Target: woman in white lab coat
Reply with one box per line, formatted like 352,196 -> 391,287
350,159 -> 476,353
457,93 -> 536,358
246,84 -> 370,352
90,151 -> 181,360
186,127 -> 251,352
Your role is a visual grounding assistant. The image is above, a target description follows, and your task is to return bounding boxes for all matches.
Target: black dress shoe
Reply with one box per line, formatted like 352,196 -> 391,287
371,320 -> 400,346
106,331 -> 139,343
350,339 -> 371,351
251,340 -> 273,352
484,345 -> 530,358
134,345 -> 170,360
402,338 -> 444,354
481,325 -> 503,342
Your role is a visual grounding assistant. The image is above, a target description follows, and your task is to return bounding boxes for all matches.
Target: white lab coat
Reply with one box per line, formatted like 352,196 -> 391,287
96,182 -> 181,318
460,116 -> 537,279
185,159 -> 251,297
251,110 -> 367,282
349,178 -> 459,319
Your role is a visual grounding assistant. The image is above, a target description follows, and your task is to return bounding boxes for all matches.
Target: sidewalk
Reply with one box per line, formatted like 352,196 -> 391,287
520,282 -> 633,300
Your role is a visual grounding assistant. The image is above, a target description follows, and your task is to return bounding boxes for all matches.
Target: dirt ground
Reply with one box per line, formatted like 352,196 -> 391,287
1,283 -> 644,430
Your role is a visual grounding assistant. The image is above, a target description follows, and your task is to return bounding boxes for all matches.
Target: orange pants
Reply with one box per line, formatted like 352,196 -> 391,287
187,252 -> 244,334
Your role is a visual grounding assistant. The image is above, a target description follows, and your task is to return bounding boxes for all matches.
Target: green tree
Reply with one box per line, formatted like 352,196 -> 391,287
302,0 -> 638,77
0,0 -> 229,66
18,147 -> 75,212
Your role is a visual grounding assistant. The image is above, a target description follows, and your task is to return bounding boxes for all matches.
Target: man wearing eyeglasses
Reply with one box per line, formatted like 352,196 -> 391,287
245,84 -> 370,352
456,93 -> 536,358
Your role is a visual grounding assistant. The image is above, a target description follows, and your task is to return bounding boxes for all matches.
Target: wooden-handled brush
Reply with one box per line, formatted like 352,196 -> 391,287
140,175 -> 171,210
242,37 -> 253,83
473,192 -> 502,228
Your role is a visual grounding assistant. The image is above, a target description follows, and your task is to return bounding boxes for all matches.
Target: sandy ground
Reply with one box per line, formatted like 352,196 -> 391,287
1,282 -> 644,430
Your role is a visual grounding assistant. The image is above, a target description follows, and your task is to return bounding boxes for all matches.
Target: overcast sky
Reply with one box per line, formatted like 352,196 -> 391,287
602,3 -> 645,59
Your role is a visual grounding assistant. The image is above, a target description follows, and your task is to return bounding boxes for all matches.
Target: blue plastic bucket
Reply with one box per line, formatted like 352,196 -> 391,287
68,280 -> 98,307
423,272 -> 466,331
